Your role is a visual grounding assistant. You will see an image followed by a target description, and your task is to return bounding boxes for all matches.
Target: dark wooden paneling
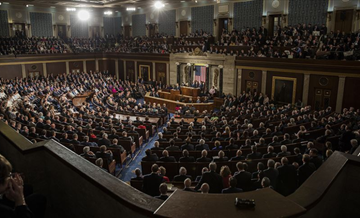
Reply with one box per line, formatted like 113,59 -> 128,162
118,60 -> 124,80
126,61 -> 135,82
69,61 -> 84,73
86,60 -> 96,72
308,75 -> 338,110
25,63 -> 43,76
137,62 -> 152,81
155,63 -> 166,83
343,77 -> 360,110
0,65 -> 22,79
98,60 -> 115,75
47,62 -> 66,76
266,71 -> 304,102
241,69 -> 262,93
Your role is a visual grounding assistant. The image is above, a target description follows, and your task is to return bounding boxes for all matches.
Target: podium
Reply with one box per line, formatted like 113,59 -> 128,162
181,87 -> 201,98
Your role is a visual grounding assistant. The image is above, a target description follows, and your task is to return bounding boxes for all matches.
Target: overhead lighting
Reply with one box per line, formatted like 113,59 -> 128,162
3,2 -> 9,4
78,10 -> 90,21
104,11 -> 113,15
154,1 -> 165,9
26,4 -> 34,7
126,7 -> 136,11
66,8 -> 76,11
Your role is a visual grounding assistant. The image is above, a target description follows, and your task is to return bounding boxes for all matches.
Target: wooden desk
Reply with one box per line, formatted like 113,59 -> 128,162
72,91 -> 94,107
154,188 -> 305,218
144,92 -> 218,113
181,87 -> 200,98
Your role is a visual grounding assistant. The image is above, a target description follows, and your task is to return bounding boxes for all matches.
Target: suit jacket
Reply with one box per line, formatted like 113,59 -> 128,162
298,162 -> 316,185
229,156 -> 245,161
195,144 -> 210,151
233,171 -> 252,191
263,168 -> 279,188
196,156 -> 212,162
179,156 -> 195,162
221,187 -> 243,193
165,146 -> 180,151
246,152 -> 262,160
142,154 -> 159,161
262,152 -> 277,159
159,156 -> 176,162
280,139 -> 292,145
95,151 -> 113,163
181,143 -> 195,151
195,171 -> 223,193
277,164 -> 297,196
98,138 -> 111,146
142,173 -> 163,196
310,156 -> 323,170
277,151 -> 291,158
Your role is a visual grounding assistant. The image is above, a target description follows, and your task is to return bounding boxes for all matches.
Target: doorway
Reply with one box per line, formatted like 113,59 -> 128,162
313,89 -> 331,111
92,26 -> 100,38
245,81 -> 259,94
218,18 -> 228,38
180,21 -> 188,36
124,25 -> 131,38
149,24 -> 156,37
268,14 -> 282,36
13,23 -> 26,37
57,25 -> 66,39
335,10 -> 353,34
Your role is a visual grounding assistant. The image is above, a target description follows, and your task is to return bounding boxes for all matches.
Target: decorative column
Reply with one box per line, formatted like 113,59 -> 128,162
65,61 -> 70,75
83,60 -> 87,73
152,62 -> 156,81
190,64 -> 194,85
166,63 -> 170,85
124,61 -> 127,80
219,65 -> 224,96
336,76 -> 346,113
205,64 -> 210,91
237,68 -> 243,96
115,59 -> 119,80
261,70 -> 267,95
95,59 -> 99,72
21,64 -> 26,78
134,61 -> 138,82
302,74 -> 310,105
43,63 -> 47,77
187,63 -> 191,85
176,62 -> 180,85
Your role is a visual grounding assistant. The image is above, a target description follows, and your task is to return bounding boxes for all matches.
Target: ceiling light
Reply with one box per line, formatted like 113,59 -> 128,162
78,10 -> 90,21
154,1 -> 165,9
104,11 -> 113,15
66,8 -> 76,11
126,7 -> 136,11
3,2 -> 9,4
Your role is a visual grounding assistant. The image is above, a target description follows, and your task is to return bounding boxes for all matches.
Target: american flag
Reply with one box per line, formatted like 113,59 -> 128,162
195,66 -> 206,83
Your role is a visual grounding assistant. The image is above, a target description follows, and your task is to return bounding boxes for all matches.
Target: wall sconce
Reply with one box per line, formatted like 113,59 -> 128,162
213,19 -> 217,26
175,22 -> 178,28
327,12 -> 332,21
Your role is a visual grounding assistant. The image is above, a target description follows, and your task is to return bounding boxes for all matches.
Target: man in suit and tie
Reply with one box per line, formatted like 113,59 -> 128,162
95,145 -> 113,164
277,157 -> 297,196
280,133 -> 292,145
81,136 -> 98,147
246,145 -> 262,160
165,139 -> 180,151
142,149 -> 159,161
98,133 -> 111,146
298,154 -> 316,186
179,149 -> 195,162
233,162 -> 252,191
195,162 -> 223,193
229,150 -> 245,161
195,139 -> 210,151
143,164 -> 164,196
277,145 -> 291,157
262,146 -> 277,158
159,150 -> 176,162
173,167 -> 192,182
222,177 -> 243,193
263,159 -> 279,189
196,150 -> 212,162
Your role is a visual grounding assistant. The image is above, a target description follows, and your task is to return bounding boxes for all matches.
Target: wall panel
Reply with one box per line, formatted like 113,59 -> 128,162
118,60 -> 124,81
233,0 -> 262,30
288,0 -> 328,26
30,12 -> 53,37
132,14 -> 146,37
98,60 -> 115,75
308,75 -> 338,110
25,63 -> 43,76
158,10 -> 176,36
46,62 -> 66,76
86,60 -> 96,72
155,63 -> 167,83
126,61 -> 135,82
0,10 -> 9,37
191,5 -> 214,34
343,77 -> 360,110
69,61 -> 84,73
0,65 -> 22,79
241,69 -> 262,94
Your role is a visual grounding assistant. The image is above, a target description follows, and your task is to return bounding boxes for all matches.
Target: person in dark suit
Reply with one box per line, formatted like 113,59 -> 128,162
309,149 -> 323,170
229,150 -> 245,161
165,139 -> 180,151
154,183 -> 169,201
222,177 -> 243,193
349,139 -> 359,154
277,145 -> 291,157
70,133 -> 81,145
60,133 -> 71,144
195,162 -> 223,193
263,159 -> 279,189
298,154 -> 316,186
277,157 -> 297,196
280,133 -> 292,145
225,138 -> 239,150
98,133 -> 111,146
233,162 -> 252,192
252,162 -> 265,179
95,145 -> 113,164
173,167 -> 192,182
195,139 -> 210,151
183,178 -> 196,192
143,164 -> 164,196
142,149 -> 159,161
181,138 -> 195,151
293,147 -> 303,165
159,150 -> 176,162
81,136 -> 98,147
339,126 -> 356,151
214,150 -> 229,162
131,168 -> 143,181
196,150 -> 212,162
268,136 -> 281,146
246,145 -> 262,160
109,138 -> 125,153
80,146 -> 96,159
179,149 -> 195,162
